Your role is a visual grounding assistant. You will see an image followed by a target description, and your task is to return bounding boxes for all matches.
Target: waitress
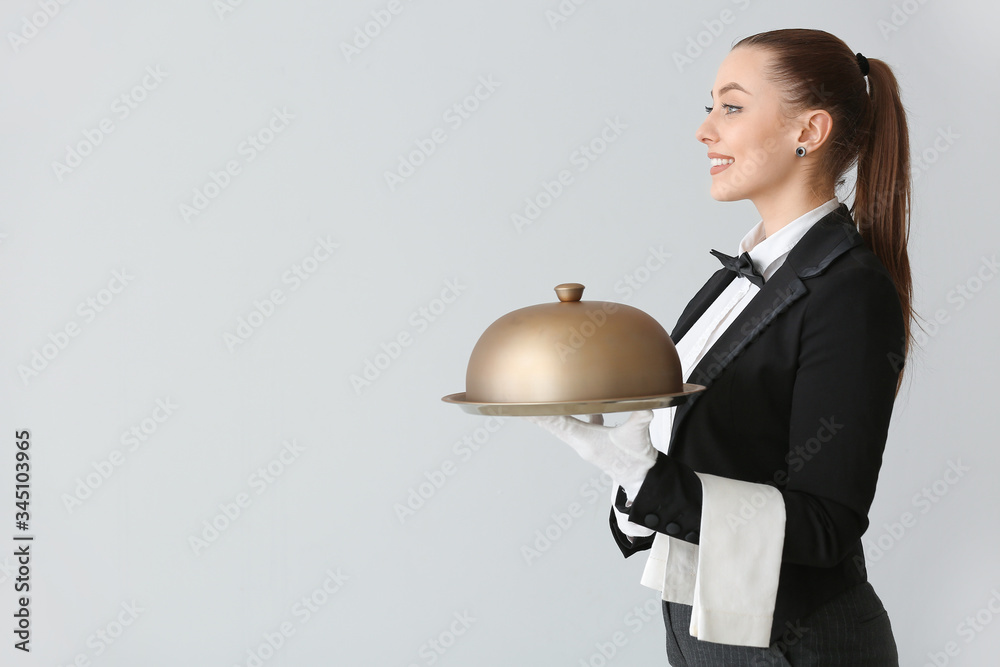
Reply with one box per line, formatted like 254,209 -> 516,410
529,28 -> 912,666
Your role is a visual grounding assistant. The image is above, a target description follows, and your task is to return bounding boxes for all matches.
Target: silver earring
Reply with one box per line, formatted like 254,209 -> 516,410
795,146 -> 807,157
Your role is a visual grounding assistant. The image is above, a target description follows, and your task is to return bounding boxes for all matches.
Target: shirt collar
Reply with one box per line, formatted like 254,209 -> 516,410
737,197 -> 841,281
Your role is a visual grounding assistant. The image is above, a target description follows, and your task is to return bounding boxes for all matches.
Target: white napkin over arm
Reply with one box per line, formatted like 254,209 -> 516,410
607,410 -> 787,646
687,472 -> 786,647
625,457 -> 786,647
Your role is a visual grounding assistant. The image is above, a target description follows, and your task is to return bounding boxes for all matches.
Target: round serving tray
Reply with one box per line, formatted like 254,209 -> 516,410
441,383 -> 706,417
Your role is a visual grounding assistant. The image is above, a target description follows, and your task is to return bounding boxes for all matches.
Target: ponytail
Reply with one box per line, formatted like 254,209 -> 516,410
852,58 -> 913,394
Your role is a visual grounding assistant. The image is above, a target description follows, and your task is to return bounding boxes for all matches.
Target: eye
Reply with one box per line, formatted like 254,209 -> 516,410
704,104 -> 742,115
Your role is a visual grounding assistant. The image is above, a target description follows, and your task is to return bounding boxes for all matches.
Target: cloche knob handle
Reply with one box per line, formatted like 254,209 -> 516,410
554,283 -> 585,302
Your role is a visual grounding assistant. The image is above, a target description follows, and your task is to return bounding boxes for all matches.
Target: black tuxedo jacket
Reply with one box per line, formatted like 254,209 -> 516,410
610,202 -> 905,646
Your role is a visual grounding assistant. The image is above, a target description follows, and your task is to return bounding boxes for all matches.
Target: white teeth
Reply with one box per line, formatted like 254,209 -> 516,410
710,158 -> 735,166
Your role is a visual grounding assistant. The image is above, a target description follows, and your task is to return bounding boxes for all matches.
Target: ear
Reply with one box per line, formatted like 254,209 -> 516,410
796,108 -> 834,153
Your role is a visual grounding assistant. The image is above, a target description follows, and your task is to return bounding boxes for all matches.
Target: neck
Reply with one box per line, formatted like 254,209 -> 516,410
754,190 -> 835,238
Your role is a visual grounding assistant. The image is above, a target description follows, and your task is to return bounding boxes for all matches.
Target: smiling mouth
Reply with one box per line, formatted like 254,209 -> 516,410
710,158 -> 734,175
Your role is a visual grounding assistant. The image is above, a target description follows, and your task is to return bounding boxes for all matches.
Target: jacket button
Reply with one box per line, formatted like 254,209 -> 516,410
665,522 -> 681,535
643,514 -> 659,528
685,531 -> 699,542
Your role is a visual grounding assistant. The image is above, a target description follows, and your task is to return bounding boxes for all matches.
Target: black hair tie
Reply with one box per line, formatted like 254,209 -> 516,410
856,52 -> 870,77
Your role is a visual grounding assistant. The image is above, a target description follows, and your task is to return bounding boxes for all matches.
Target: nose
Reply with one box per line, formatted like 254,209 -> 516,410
695,113 -> 714,146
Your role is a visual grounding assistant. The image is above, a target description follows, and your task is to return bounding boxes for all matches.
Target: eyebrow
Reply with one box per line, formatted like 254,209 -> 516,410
710,82 -> 752,98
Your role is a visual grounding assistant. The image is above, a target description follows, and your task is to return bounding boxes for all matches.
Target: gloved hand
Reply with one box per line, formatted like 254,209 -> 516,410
526,410 -> 658,498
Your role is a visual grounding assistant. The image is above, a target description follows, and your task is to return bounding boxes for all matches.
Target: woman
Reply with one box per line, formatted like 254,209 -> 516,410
528,28 -> 913,666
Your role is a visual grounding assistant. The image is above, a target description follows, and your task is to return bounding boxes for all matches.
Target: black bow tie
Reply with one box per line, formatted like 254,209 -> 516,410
709,249 -> 765,288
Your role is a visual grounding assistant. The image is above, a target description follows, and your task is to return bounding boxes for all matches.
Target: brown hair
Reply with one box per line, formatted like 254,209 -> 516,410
732,28 -> 913,392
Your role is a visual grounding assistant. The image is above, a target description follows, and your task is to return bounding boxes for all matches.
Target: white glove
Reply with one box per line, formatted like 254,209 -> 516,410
526,410 -> 658,498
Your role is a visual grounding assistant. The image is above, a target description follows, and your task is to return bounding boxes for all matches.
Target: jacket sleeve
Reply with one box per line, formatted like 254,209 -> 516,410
608,486 -> 658,557
616,262 -> 904,568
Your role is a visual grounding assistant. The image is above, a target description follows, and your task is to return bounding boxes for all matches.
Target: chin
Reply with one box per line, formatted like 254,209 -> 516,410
709,183 -> 745,202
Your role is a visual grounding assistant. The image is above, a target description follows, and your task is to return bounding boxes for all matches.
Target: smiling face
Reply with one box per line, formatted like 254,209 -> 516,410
695,47 -> 820,207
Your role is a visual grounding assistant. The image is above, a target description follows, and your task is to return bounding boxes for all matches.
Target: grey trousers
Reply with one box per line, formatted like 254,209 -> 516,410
662,582 -> 899,666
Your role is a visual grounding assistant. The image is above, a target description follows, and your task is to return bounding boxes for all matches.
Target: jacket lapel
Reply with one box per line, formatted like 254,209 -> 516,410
669,203 -> 863,440
669,267 -> 736,344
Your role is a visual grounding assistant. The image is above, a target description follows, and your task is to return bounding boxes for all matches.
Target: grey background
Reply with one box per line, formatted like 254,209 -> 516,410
2,1 -> 997,665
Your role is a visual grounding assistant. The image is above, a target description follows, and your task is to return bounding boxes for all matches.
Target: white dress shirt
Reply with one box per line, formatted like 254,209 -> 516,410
612,196 -> 841,646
